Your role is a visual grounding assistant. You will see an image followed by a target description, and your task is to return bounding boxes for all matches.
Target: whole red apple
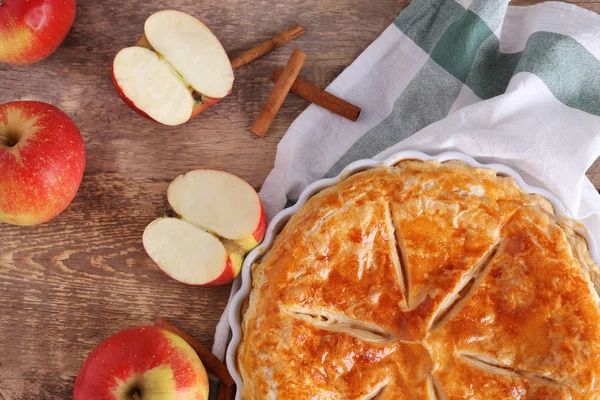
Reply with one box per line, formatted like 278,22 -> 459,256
73,326 -> 209,400
0,101 -> 85,225
0,0 -> 76,65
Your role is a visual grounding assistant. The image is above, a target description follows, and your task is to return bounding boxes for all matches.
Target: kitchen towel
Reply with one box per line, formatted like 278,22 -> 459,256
211,0 -> 600,395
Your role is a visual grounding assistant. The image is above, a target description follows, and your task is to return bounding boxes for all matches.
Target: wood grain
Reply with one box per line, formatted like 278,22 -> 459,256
230,25 -> 305,70
0,0 -> 598,398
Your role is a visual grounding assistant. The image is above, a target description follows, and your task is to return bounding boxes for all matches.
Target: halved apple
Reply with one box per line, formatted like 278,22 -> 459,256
167,169 -> 266,251
143,170 -> 266,286
143,218 -> 243,285
112,10 -> 234,126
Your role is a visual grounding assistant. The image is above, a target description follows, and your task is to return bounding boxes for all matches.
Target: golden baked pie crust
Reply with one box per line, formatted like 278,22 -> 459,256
237,160 -> 600,399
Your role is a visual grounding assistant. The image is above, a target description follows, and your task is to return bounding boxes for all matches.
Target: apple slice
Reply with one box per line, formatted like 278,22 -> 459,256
112,47 -> 195,126
144,11 -> 233,99
143,170 -> 266,286
112,10 -> 234,126
143,218 -> 243,286
167,169 -> 266,251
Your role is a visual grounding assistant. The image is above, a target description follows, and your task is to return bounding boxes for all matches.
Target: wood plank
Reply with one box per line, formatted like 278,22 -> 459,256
0,173 -> 232,398
0,0 -> 598,398
0,0 -> 408,397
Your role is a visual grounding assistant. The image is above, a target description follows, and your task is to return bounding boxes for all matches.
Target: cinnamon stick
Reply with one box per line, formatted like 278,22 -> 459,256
217,383 -> 235,400
270,67 -> 361,121
231,25 -> 305,70
250,48 -> 306,137
155,318 -> 234,386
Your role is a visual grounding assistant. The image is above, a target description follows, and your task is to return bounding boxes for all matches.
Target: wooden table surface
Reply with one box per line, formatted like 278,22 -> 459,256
1,0 -> 599,398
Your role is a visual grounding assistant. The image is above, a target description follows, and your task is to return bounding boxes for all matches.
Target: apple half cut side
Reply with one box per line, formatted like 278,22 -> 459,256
112,10 -> 234,126
143,170 -> 266,286
167,169 -> 266,252
143,218 -> 243,286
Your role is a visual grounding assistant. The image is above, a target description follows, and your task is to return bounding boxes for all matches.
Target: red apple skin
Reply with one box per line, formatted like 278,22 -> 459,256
113,37 -> 225,125
201,252 -> 243,286
252,203 -> 267,243
73,326 -> 209,400
234,201 -> 267,252
158,253 -> 240,286
190,95 -> 222,119
0,101 -> 85,226
112,69 -> 224,125
200,257 -> 236,286
111,70 -> 155,122
0,0 -> 76,65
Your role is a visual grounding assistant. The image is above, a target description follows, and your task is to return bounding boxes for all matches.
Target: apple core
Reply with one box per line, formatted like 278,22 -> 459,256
0,130 -> 17,147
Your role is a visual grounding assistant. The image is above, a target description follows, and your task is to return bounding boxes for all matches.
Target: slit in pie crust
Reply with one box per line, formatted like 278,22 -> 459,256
236,160 -> 600,399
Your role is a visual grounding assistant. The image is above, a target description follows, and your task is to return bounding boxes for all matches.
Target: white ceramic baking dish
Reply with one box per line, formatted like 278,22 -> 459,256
225,150 -> 600,399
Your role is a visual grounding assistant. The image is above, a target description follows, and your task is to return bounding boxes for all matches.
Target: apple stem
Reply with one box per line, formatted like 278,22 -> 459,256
0,134 -> 14,147
133,393 -> 140,400
191,91 -> 203,104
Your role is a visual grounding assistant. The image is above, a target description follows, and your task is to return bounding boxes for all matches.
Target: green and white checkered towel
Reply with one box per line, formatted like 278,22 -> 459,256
260,0 -> 600,243
211,0 -> 600,380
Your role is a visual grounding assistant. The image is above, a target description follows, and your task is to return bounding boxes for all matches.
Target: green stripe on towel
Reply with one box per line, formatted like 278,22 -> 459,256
396,0 -> 600,115
430,10 -> 494,82
466,31 -> 600,115
394,0 -> 466,54
325,60 -> 463,178
513,32 -> 600,116
328,0 -> 600,179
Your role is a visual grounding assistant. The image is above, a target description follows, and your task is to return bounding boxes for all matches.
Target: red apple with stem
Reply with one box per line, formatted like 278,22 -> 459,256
73,326 -> 209,400
0,101 -> 85,225
0,0 -> 76,65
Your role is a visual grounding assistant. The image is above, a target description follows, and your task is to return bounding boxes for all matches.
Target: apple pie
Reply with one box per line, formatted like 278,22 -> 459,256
236,160 -> 600,399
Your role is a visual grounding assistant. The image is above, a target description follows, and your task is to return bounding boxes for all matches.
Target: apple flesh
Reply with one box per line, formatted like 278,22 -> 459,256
0,0 -> 76,65
143,170 -> 266,286
0,101 -> 85,226
112,10 -> 234,126
167,169 -> 266,251
143,218 -> 243,286
73,326 -> 209,400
